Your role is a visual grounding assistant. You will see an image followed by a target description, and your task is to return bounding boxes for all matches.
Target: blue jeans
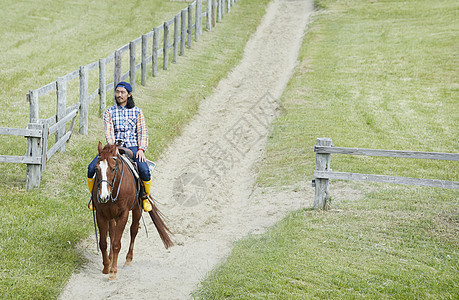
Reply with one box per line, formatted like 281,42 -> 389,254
87,146 -> 151,181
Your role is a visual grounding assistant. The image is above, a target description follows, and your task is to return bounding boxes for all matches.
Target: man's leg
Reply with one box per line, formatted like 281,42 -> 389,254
129,147 -> 152,212
87,155 -> 99,210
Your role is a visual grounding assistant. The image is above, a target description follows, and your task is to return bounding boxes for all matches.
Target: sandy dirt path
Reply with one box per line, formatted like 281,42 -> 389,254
59,0 -> 314,298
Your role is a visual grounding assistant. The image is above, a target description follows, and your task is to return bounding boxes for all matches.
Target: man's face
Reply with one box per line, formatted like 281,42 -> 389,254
115,87 -> 130,106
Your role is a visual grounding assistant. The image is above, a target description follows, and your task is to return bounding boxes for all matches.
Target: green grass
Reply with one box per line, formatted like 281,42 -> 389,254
256,0 -> 458,186
197,192 -> 458,299
0,0 -> 188,179
0,0 -> 271,298
1,0 -> 188,125
0,188 -> 88,299
194,0 -> 458,298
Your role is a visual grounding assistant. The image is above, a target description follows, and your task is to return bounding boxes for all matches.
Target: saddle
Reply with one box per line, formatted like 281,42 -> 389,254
118,147 -> 139,179
118,146 -> 134,160
117,147 -> 148,201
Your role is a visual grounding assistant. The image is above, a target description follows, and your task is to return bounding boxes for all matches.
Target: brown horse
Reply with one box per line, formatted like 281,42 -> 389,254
91,142 -> 173,280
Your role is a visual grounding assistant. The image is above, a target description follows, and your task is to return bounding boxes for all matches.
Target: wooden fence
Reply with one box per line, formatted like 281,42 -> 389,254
1,0 -> 237,190
0,125 -> 48,189
312,138 -> 459,209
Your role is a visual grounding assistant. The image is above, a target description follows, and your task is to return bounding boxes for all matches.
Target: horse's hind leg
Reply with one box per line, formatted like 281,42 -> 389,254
125,207 -> 141,266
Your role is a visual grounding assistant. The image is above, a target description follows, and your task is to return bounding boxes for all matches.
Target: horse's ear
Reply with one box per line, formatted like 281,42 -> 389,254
98,141 -> 103,154
115,147 -> 119,155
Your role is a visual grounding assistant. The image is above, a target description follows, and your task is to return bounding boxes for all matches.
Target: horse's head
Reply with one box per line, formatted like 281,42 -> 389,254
96,142 -> 119,203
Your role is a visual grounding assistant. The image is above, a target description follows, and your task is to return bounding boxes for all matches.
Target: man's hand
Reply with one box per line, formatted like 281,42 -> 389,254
136,149 -> 147,162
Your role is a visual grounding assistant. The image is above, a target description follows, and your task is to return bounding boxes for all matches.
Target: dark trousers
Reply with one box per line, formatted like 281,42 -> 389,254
87,146 -> 151,181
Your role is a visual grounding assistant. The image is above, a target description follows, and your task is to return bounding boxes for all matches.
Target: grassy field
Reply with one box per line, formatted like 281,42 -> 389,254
0,0 -> 271,298
195,0 -> 458,298
0,0 -> 188,184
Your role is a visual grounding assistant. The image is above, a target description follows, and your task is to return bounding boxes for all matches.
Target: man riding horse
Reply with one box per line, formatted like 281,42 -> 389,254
87,81 -> 152,212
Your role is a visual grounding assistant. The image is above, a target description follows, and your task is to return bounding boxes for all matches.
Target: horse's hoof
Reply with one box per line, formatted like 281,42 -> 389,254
102,268 -> 109,274
124,261 -> 131,266
108,274 -> 117,280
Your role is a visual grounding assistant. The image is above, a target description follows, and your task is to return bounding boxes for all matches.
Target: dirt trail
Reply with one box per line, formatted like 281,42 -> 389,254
59,1 -> 314,298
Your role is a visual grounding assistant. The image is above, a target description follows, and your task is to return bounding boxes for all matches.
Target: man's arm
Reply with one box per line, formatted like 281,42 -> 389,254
136,110 -> 148,162
104,110 -> 115,144
137,110 -> 148,151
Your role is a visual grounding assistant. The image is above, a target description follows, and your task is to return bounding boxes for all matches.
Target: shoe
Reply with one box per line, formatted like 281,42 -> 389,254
87,198 -> 95,211
87,177 -> 95,193
142,180 -> 152,212
142,199 -> 152,212
142,180 -> 151,196
87,177 -> 95,211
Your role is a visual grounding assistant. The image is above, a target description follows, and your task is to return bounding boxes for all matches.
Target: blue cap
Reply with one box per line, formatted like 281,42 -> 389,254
115,81 -> 132,93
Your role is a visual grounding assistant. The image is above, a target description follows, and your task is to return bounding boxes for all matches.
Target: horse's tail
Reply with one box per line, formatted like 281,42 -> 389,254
147,197 -> 174,249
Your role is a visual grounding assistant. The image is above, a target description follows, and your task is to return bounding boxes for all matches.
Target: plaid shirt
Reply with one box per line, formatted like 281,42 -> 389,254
104,104 -> 148,151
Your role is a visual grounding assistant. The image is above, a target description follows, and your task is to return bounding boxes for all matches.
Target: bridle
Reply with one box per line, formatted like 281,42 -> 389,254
96,154 -> 125,203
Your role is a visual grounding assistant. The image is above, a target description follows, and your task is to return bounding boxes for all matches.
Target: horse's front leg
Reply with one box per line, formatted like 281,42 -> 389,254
108,211 -> 129,280
125,206 -> 142,266
96,215 -> 110,274
107,219 -> 115,274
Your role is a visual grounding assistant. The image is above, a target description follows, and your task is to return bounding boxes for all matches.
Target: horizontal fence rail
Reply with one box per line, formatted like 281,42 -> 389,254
0,127 -> 43,164
2,0 -> 238,190
313,171 -> 459,190
313,138 -> 459,210
0,124 -> 48,189
314,146 -> 459,161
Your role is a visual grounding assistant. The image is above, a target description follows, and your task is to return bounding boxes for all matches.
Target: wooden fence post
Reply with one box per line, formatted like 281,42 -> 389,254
152,27 -> 159,77
199,0 -> 203,35
196,0 -> 202,41
221,0 -> 225,18
129,41 -> 136,92
163,22 -> 169,70
314,138 -> 333,210
56,77 -> 66,152
217,0 -> 222,23
187,4 -> 193,48
180,9 -> 186,55
79,65 -> 89,135
206,0 -> 211,31
25,123 -> 46,190
28,90 -> 39,123
212,0 -> 217,27
173,14 -> 179,63
99,58 -> 106,116
114,50 -> 122,93
141,34 -> 148,85
40,122 -> 49,172
26,91 -> 39,175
